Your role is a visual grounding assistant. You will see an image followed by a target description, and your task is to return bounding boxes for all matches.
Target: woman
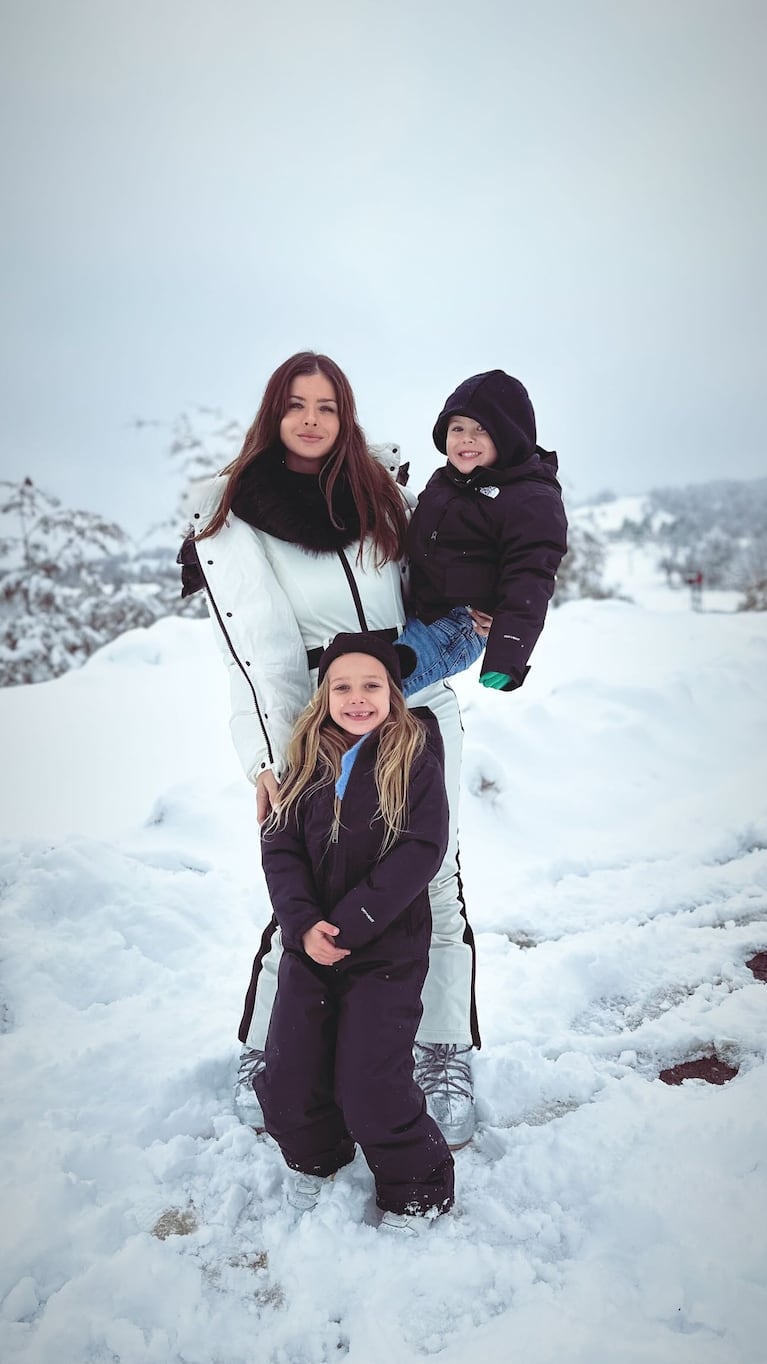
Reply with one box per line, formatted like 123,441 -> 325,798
180,352 -> 481,1148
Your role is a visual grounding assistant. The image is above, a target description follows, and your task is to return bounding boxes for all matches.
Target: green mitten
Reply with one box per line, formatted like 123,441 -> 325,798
480,671 -> 511,690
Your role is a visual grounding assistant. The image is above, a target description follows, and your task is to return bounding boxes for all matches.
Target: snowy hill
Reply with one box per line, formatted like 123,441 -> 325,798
571,492 -> 746,614
1,598 -> 766,1363
572,493 -> 653,536
572,474 -> 767,616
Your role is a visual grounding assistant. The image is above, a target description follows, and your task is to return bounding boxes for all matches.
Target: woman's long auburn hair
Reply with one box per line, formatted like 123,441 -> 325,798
197,351 -> 407,565
266,672 -> 426,856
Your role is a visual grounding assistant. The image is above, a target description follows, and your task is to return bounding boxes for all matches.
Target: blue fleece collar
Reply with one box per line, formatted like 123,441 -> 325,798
335,737 -> 367,800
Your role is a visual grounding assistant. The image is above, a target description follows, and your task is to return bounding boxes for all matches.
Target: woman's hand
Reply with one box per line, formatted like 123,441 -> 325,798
302,921 -> 351,966
256,770 -> 280,825
469,607 -> 493,638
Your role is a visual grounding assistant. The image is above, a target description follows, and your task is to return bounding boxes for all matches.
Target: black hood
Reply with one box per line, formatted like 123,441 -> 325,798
433,370 -> 538,468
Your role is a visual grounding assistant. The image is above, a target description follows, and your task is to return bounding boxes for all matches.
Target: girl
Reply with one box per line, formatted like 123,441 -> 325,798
180,352 -> 482,1149
256,633 -> 454,1232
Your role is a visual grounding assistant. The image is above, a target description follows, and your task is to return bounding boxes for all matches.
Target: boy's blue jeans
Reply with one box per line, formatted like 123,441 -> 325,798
398,607 -> 485,698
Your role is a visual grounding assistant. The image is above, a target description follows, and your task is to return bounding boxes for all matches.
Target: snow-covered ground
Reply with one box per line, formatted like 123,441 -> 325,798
1,588 -> 766,1363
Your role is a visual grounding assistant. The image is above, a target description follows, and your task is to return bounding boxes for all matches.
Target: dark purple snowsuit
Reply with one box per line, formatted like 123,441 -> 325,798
255,710 -> 454,1216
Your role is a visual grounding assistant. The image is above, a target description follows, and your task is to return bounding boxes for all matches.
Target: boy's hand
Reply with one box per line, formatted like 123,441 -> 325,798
302,921 -> 351,966
480,671 -> 511,690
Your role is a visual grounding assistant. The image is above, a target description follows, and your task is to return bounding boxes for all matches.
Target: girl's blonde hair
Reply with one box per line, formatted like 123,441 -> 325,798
269,672 -> 426,855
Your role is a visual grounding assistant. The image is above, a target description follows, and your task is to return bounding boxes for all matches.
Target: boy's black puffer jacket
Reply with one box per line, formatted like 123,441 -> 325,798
260,709 -> 449,956
406,449 -> 568,689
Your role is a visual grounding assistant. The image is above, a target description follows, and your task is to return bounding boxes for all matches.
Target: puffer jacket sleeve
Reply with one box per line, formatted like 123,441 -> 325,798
260,809 -> 325,952
481,484 -> 568,687
188,477 -> 312,784
331,745 -> 449,951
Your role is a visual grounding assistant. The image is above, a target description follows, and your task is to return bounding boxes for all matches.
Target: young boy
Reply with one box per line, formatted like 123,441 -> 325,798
405,370 -> 568,692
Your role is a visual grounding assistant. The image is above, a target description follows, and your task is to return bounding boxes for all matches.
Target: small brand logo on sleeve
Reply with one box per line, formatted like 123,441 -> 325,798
360,907 -> 375,923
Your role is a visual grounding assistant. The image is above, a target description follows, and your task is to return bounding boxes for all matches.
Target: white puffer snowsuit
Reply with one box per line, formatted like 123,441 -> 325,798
187,447 -> 479,1049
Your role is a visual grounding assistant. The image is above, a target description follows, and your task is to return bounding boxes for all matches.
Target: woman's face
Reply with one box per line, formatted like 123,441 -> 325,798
280,372 -> 341,472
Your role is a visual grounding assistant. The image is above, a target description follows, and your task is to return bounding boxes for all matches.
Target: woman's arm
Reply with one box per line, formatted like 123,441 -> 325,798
190,502 -> 312,785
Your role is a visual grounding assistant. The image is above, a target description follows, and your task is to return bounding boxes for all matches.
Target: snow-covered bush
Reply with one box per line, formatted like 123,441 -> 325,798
735,538 -> 767,611
0,479 -> 180,686
553,521 -> 616,605
0,410 -> 249,686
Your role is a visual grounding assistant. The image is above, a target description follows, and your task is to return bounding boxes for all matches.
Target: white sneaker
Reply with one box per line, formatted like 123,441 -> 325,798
233,1046 -> 266,1130
379,1210 -> 428,1237
287,1171 -> 334,1212
413,1043 -> 475,1149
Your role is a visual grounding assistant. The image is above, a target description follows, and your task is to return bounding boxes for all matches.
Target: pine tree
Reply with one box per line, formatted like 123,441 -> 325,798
0,479 -> 160,685
140,405 -> 245,541
130,405 -> 247,623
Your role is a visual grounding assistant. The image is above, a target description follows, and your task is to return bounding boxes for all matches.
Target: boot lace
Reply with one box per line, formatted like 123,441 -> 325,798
414,1043 -> 473,1101
237,1047 -> 266,1084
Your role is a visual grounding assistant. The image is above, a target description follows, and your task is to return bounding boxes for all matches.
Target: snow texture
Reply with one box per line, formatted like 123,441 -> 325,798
1,577 -> 765,1363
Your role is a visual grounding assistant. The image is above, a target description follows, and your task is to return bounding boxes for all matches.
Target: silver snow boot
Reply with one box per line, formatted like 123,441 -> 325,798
413,1042 -> 475,1149
233,1046 -> 266,1130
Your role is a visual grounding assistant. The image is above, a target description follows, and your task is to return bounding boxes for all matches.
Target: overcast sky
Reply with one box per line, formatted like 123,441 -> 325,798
1,0 -> 765,536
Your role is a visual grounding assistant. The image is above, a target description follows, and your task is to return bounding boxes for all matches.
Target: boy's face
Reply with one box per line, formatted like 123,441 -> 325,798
445,415 -> 498,473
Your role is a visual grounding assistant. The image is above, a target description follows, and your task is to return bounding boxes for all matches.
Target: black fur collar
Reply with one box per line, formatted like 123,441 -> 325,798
231,447 -> 361,552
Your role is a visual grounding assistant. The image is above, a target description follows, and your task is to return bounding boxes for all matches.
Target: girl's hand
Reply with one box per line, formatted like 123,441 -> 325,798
469,607 -> 493,637
256,770 -> 280,825
302,921 -> 351,966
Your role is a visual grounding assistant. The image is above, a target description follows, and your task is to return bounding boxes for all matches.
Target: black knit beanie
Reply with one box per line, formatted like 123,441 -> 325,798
432,370 -> 537,462
317,631 -> 417,690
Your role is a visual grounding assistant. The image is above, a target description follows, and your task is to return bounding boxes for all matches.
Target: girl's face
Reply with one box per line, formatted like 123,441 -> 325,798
280,372 -> 340,472
445,415 -> 498,472
327,654 -> 391,738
